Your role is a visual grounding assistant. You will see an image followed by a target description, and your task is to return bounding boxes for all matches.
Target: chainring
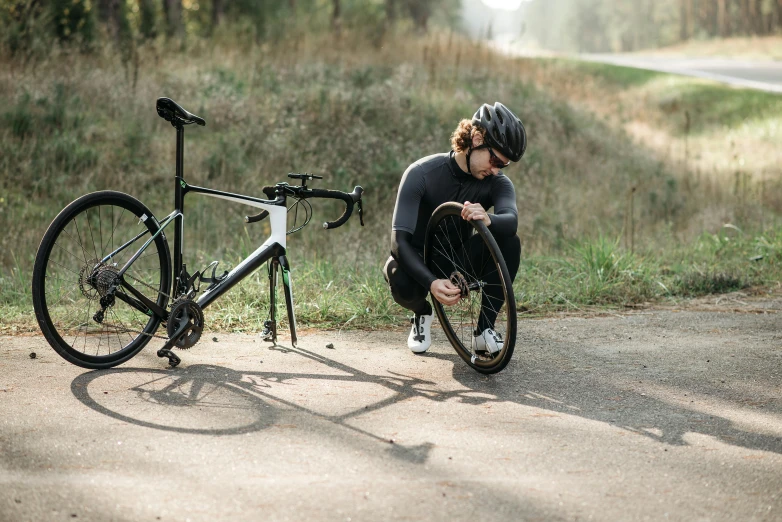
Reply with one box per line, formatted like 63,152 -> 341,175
167,298 -> 204,349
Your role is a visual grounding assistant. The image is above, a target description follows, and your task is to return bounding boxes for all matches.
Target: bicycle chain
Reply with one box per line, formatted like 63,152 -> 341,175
94,272 -> 179,340
98,321 -> 168,340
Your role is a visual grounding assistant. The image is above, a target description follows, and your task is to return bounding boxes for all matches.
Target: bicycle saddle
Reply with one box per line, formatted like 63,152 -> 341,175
156,98 -> 206,126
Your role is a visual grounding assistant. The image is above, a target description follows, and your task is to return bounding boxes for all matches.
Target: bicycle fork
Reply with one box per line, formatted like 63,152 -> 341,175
262,255 -> 298,347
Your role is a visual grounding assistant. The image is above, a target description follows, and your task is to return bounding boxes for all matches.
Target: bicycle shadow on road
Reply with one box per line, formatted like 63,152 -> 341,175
69,345 -> 494,464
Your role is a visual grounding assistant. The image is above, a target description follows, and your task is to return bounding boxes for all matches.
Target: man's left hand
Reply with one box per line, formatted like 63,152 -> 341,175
461,201 -> 491,226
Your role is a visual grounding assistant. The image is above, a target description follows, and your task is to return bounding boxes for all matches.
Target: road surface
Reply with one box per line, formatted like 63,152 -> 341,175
2,297 -> 781,521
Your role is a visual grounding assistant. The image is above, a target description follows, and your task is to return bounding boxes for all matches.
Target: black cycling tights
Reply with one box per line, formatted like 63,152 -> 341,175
383,234 -> 520,332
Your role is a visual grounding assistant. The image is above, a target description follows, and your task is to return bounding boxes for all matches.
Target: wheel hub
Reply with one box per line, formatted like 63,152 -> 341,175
94,264 -> 120,297
449,271 -> 475,298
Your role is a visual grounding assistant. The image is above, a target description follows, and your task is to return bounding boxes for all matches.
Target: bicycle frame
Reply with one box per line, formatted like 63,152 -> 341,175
105,123 -> 298,344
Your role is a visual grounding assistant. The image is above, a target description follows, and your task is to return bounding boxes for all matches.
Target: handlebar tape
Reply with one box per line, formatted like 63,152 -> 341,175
307,188 -> 356,229
245,209 -> 269,224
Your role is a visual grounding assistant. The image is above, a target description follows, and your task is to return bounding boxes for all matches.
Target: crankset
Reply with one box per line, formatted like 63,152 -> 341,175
167,298 -> 204,349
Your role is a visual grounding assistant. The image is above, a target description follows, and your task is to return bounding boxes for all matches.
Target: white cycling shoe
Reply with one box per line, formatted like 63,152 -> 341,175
473,328 -> 503,355
408,313 -> 433,353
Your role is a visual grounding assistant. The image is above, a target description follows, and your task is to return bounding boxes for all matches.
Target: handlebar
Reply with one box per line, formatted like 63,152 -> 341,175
307,186 -> 364,229
244,183 -> 364,230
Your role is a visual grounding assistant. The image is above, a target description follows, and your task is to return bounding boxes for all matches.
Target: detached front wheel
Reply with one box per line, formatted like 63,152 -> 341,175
423,202 -> 517,374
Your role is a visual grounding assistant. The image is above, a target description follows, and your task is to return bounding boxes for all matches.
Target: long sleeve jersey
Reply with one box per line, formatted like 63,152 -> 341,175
390,151 -> 518,290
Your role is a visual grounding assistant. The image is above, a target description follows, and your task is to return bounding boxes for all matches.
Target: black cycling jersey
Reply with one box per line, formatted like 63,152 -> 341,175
390,151 -> 518,290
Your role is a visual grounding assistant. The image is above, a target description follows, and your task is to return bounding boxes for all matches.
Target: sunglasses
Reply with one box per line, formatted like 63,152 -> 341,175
475,144 -> 510,169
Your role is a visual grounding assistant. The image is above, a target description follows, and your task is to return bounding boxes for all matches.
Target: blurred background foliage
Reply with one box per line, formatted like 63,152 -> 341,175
3,0 -> 782,57
465,0 -> 782,53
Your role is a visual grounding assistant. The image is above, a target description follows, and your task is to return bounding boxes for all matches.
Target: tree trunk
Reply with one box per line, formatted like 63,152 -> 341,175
97,0 -> 126,41
212,0 -> 224,30
331,0 -> 341,34
740,0 -> 751,34
679,0 -> 692,41
138,0 -> 157,40
407,0 -> 431,34
162,0 -> 183,37
748,0 -> 760,34
385,0 -> 396,24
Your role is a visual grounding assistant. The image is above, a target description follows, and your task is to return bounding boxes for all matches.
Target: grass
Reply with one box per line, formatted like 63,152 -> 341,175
2,29 -> 782,331
4,227 -> 782,332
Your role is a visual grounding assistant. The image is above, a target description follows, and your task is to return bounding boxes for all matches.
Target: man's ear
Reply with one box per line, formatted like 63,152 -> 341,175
471,132 -> 484,148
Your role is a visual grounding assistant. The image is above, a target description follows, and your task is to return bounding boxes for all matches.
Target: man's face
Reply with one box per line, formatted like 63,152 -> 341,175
470,135 -> 510,180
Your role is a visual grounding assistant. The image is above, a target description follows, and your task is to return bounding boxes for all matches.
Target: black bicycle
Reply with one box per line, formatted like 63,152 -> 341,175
31,98 -> 364,369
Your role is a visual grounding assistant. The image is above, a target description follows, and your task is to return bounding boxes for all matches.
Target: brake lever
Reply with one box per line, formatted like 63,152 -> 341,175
357,200 -> 364,226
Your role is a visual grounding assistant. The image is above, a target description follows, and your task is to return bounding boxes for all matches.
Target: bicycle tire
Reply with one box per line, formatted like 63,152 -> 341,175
423,202 -> 517,374
32,191 -> 172,369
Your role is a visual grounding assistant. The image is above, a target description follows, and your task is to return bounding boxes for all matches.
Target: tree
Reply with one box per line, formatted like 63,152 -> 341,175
717,0 -> 728,37
331,0 -> 340,33
162,0 -> 183,36
212,0 -> 224,29
51,0 -> 96,44
138,0 -> 158,40
406,0 -> 432,33
97,0 -> 130,42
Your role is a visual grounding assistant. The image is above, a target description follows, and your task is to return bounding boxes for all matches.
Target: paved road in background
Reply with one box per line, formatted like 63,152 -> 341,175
580,54 -> 782,93
493,41 -> 782,93
2,300 -> 781,521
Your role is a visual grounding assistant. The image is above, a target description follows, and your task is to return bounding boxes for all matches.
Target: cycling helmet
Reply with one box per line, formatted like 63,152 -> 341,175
471,102 -> 526,162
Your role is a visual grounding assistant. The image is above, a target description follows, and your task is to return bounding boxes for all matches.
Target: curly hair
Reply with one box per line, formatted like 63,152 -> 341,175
450,119 -> 486,153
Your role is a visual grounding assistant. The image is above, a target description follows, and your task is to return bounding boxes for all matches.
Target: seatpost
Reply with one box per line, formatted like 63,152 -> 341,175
173,122 -> 185,291
175,123 -> 185,180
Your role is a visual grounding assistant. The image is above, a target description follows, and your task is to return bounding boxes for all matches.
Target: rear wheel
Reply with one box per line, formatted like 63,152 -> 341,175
32,191 -> 171,369
424,202 -> 516,374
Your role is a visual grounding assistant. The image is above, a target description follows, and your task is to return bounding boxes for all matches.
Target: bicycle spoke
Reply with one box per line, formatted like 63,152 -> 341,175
425,204 -> 516,372
86,207 -> 99,262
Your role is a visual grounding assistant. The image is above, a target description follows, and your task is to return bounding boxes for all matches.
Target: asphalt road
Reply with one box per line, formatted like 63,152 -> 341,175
2,302 -> 781,521
580,54 -> 782,93
492,41 -> 782,93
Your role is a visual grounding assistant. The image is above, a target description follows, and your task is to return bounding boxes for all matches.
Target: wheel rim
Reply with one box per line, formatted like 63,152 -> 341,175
424,204 -> 516,372
38,199 -> 168,362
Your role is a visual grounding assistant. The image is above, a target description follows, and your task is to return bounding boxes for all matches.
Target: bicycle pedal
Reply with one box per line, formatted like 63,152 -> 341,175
157,348 -> 181,367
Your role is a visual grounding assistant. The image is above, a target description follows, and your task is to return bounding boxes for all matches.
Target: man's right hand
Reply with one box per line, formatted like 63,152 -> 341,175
430,278 -> 462,306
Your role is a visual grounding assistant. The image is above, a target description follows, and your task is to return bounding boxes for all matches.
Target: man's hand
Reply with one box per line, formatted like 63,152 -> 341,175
430,278 -> 461,306
462,201 -> 491,226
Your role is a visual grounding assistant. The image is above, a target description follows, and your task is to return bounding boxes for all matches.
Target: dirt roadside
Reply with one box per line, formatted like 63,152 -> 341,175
1,292 -> 781,521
